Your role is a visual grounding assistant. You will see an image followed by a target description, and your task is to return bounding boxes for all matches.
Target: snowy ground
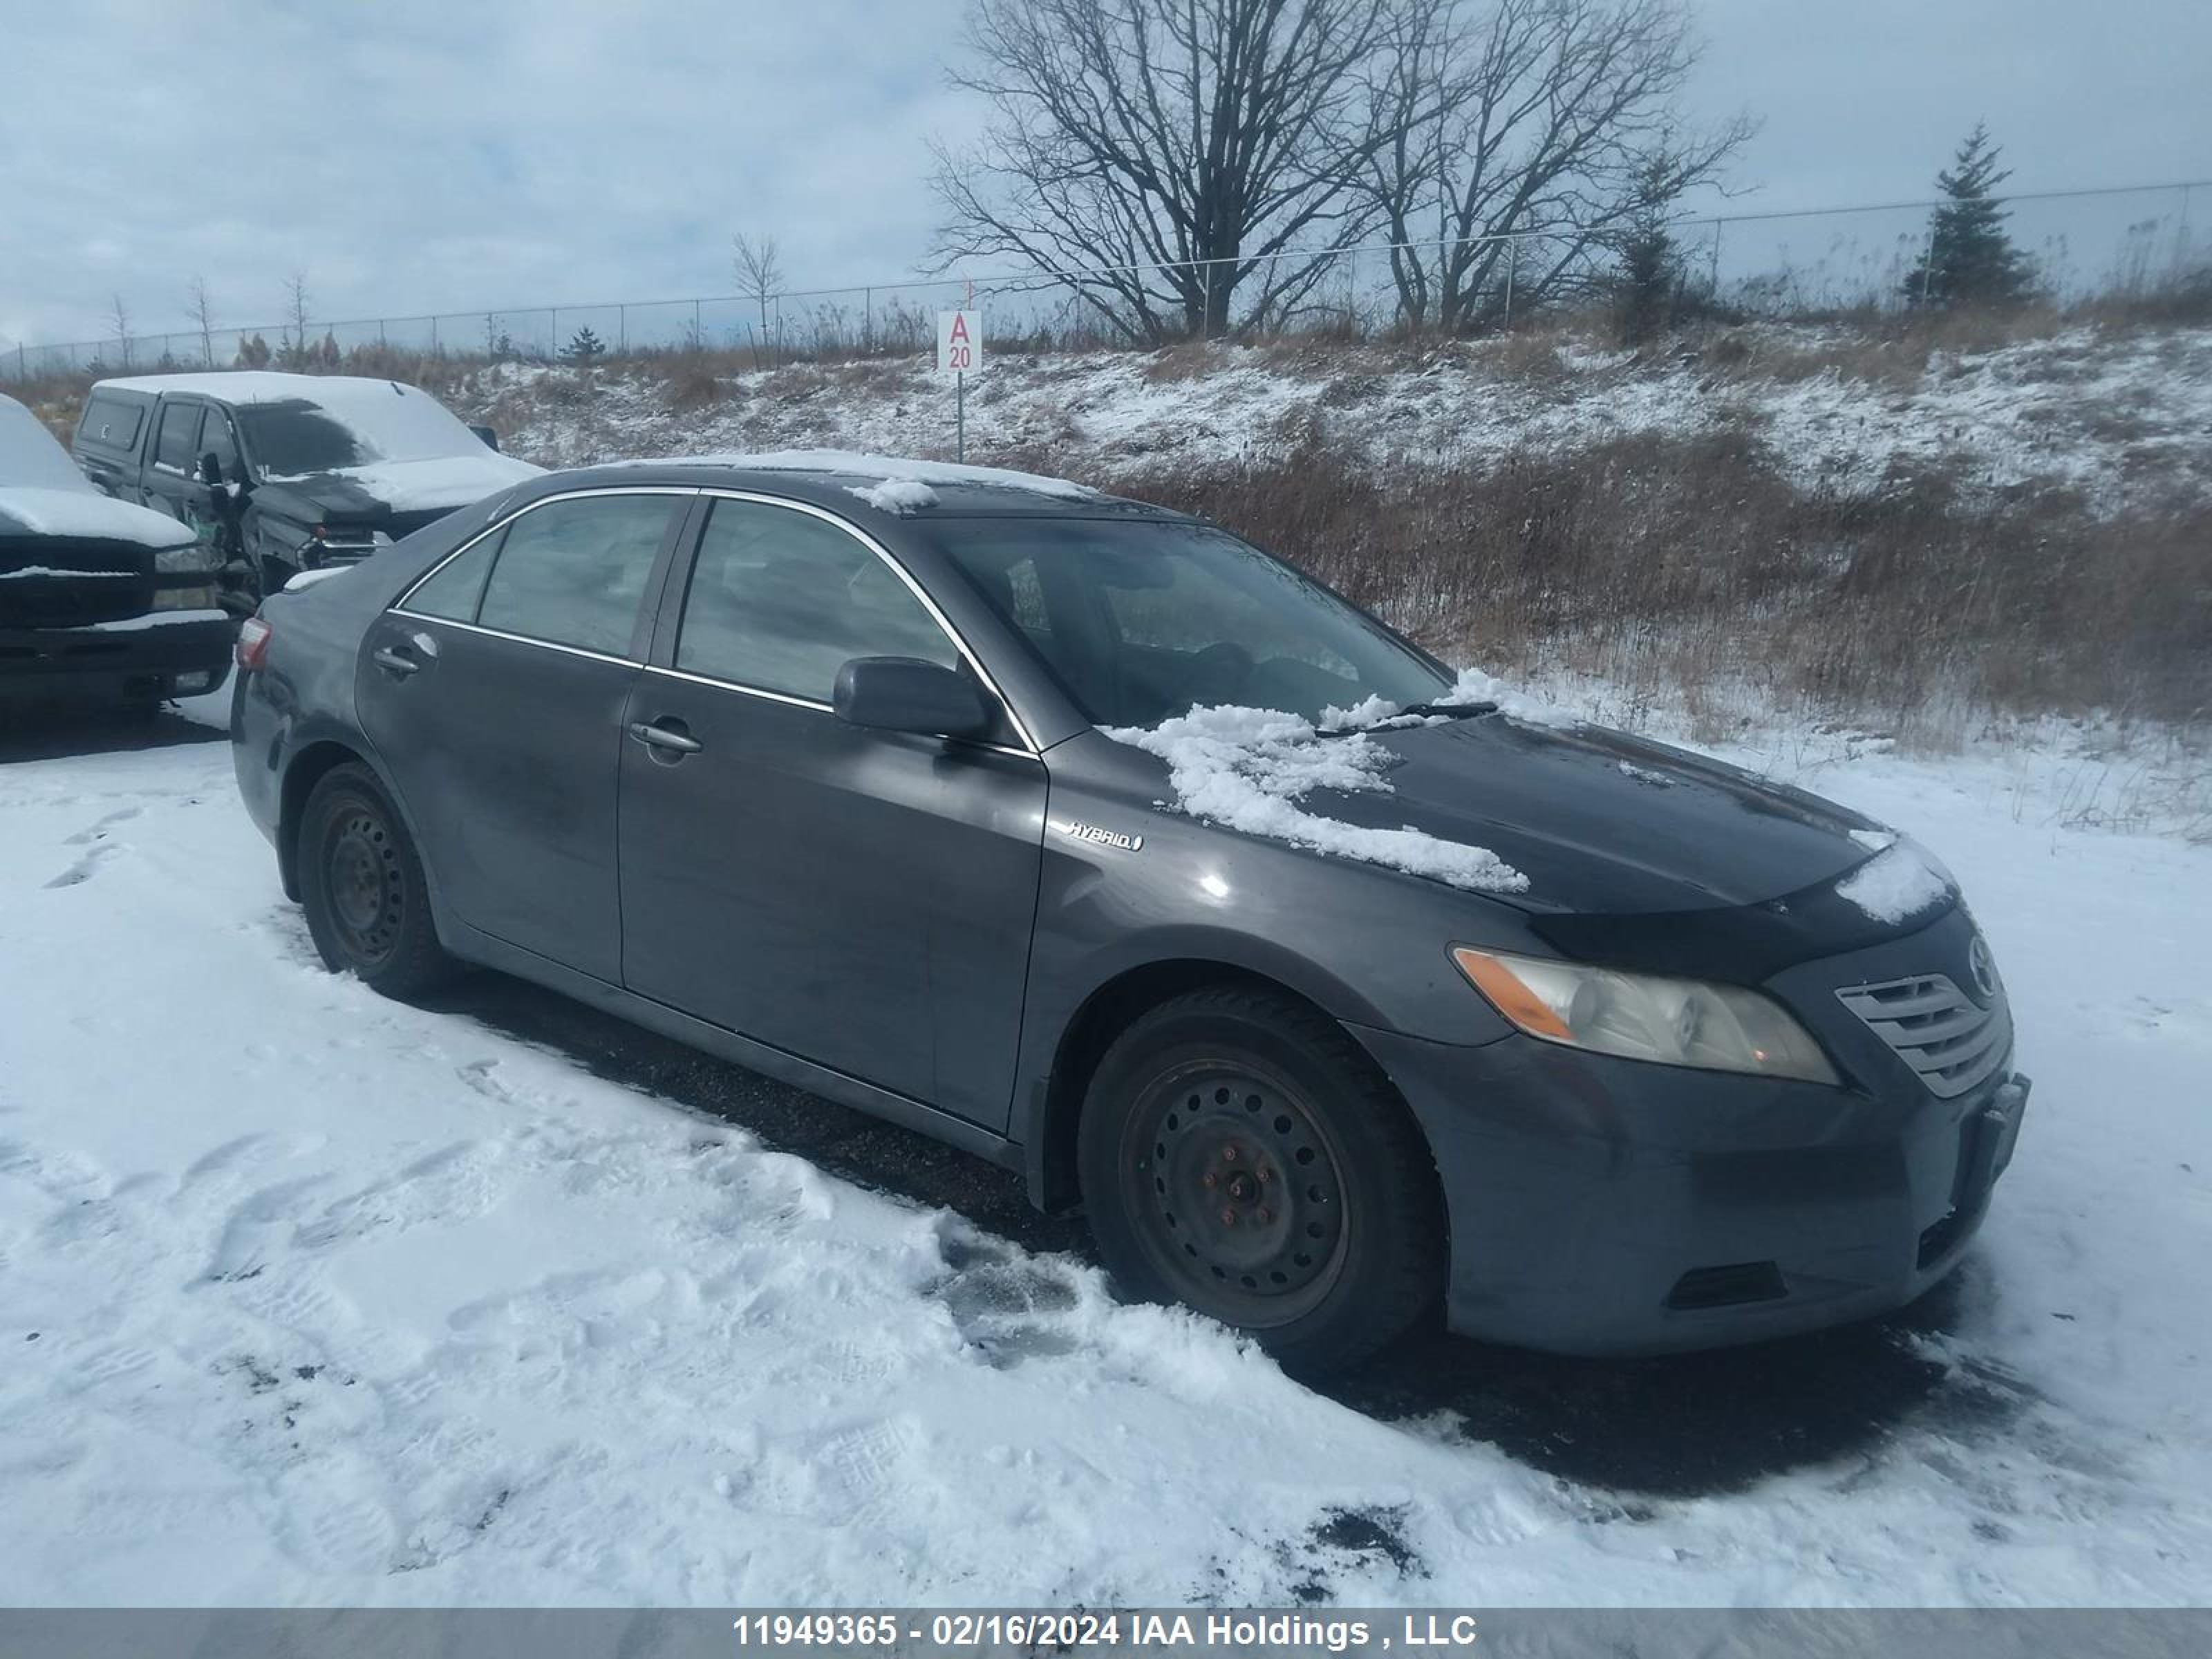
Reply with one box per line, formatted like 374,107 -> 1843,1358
2,690 -> 2207,1608
473,322 -> 2212,515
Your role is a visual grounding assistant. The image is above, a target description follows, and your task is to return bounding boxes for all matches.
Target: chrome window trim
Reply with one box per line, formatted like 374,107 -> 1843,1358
640,663 -> 1039,762
686,487 -> 1043,756
389,612 -> 637,669
389,482 -> 1042,756
389,485 -> 702,650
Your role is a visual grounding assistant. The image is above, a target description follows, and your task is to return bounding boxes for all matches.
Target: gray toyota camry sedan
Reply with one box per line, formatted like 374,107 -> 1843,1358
229,452 -> 2029,1371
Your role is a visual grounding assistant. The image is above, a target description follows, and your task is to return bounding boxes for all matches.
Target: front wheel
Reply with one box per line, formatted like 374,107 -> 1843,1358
298,762 -> 451,997
1077,986 -> 1444,1373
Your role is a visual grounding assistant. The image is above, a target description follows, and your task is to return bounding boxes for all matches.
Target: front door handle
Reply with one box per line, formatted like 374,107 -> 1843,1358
628,720 -> 702,755
371,646 -> 421,677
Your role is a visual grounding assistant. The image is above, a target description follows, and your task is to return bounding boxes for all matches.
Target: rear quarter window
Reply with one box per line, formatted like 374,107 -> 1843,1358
77,394 -> 146,452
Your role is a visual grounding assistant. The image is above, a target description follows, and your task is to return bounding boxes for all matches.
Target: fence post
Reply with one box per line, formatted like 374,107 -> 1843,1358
550,308 -> 559,357
1709,218 -> 1723,297
1919,224 -> 1937,308
865,287 -> 873,353
619,304 -> 627,353
693,299 -> 702,350
431,315 -> 440,355
1502,238 -> 1517,332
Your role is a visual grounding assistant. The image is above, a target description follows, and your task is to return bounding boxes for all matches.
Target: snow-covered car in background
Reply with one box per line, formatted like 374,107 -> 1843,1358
71,371 -> 541,612
1,392 -> 232,711
229,452 -> 2033,1372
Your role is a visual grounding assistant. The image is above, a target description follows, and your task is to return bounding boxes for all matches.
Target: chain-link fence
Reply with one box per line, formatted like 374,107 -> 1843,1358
5,181 -> 2204,384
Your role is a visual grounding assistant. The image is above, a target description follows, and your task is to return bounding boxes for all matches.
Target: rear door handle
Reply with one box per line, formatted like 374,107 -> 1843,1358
372,646 -> 421,677
628,720 -> 702,755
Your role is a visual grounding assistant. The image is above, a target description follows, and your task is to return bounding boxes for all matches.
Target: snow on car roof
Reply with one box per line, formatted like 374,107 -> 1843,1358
0,394 -> 194,548
608,449 -> 1101,506
93,370 -> 428,406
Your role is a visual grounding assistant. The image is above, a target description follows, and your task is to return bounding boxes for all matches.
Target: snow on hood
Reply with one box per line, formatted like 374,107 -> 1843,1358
607,448 -> 1100,502
1835,835 -> 1955,925
263,451 -> 543,513
0,395 -> 194,549
1103,702 -> 1529,894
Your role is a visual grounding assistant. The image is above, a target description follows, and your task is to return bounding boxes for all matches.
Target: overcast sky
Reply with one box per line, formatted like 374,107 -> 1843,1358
3,0 -> 2206,348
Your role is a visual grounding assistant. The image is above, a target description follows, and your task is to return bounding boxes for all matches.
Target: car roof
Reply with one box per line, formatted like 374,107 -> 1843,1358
88,371 -> 422,406
546,450 -> 1188,522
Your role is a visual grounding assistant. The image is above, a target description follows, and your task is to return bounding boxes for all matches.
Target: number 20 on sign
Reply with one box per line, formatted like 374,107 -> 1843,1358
938,310 -> 984,458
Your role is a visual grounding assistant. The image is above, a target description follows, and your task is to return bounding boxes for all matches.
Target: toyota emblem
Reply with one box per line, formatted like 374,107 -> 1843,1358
1967,934 -> 2002,1003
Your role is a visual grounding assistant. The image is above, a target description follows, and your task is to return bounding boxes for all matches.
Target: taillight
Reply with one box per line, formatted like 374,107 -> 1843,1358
236,616 -> 274,671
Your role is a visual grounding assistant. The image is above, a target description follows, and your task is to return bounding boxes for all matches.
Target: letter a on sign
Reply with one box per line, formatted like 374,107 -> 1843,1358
937,310 -> 983,375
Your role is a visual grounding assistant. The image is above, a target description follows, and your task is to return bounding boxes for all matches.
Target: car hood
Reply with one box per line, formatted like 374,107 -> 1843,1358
1339,715 -> 1944,978
0,485 -> 195,550
255,452 -> 544,523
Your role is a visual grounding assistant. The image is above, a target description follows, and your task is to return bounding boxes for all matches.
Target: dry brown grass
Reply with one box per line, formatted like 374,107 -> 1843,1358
1110,434 -> 2212,732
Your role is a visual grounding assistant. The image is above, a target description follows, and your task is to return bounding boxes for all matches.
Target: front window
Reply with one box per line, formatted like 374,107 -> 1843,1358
930,518 -> 1446,728
235,384 -> 491,480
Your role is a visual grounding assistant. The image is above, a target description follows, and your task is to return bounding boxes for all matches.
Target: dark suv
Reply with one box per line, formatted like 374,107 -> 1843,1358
72,371 -> 538,612
3,392 -> 230,709
229,455 -> 2030,1370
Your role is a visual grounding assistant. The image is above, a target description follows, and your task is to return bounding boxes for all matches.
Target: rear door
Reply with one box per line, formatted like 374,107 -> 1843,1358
615,493 -> 1047,1127
356,488 -> 693,982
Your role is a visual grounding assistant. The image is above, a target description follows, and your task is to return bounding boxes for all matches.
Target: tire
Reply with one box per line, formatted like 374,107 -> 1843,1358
297,762 -> 452,997
1077,986 -> 1445,1373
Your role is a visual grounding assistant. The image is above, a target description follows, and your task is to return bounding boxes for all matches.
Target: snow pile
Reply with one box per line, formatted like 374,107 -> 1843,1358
1,394 -> 196,550
1837,840 -> 1955,925
1103,703 -> 1528,894
846,476 -> 939,515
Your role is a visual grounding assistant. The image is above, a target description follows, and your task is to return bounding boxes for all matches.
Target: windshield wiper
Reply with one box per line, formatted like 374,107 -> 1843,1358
1397,700 -> 1497,720
1316,698 -> 1498,737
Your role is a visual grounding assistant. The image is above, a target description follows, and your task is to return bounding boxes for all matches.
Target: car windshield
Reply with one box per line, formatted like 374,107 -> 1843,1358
235,384 -> 487,479
931,517 -> 1447,728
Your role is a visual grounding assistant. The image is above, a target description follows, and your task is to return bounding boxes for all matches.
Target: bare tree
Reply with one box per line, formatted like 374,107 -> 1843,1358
281,272 -> 312,368
1362,0 -> 1752,330
107,293 -> 135,368
930,0 -> 1396,342
731,232 -> 785,359
185,276 -> 217,367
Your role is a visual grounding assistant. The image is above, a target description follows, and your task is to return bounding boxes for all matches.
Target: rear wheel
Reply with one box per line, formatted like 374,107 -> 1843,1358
1077,986 -> 1443,1372
298,762 -> 451,997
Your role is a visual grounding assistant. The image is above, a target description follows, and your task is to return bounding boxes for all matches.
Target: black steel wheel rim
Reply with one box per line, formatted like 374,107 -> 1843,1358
324,805 -> 404,966
1121,1058 -> 1350,1327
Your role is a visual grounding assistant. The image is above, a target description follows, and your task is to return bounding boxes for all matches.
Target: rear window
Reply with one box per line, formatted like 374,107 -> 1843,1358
78,394 -> 145,452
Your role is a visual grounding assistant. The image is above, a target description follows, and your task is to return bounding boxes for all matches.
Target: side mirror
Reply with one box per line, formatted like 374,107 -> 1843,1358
833,656 -> 994,741
197,451 -> 223,486
469,424 -> 502,452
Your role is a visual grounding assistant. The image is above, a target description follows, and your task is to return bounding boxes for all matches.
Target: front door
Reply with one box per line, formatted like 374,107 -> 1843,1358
355,489 -> 690,982
140,399 -> 225,556
617,494 -> 1047,1127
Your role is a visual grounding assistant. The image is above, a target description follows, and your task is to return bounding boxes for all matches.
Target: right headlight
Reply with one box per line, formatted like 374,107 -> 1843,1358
154,540 -> 218,574
1451,946 -> 1839,1085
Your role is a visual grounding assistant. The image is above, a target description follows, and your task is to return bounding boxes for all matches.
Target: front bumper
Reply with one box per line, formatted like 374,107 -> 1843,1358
1,611 -> 234,704
1352,1022 -> 2028,1358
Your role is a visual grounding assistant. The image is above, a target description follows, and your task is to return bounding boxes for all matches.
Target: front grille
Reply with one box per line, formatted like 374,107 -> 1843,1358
2,543 -> 153,628
1835,973 -> 2010,1098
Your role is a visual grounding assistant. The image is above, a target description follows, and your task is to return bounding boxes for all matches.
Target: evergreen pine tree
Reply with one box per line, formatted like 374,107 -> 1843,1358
563,326 -> 607,363
1903,123 -> 2036,308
